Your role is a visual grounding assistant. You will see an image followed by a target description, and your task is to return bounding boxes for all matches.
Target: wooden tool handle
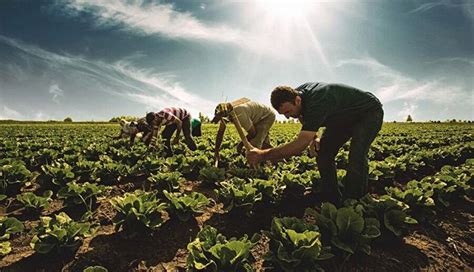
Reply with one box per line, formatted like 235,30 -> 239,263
230,111 -> 253,150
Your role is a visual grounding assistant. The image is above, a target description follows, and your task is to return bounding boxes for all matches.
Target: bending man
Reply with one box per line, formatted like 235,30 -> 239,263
146,107 -> 197,156
246,82 -> 383,204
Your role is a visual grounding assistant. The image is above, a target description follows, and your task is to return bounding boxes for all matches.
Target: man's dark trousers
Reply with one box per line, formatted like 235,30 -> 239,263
317,107 -> 384,203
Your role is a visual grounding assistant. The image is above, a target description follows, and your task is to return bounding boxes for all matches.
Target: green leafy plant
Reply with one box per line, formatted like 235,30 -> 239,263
186,225 -> 258,271
83,266 -> 108,272
16,190 -> 53,213
0,216 -> 24,256
199,166 -> 225,185
344,195 -> 417,237
305,202 -> 381,256
215,178 -> 262,214
147,171 -> 183,192
30,212 -> 94,254
40,161 -> 75,188
57,181 -> 107,211
110,190 -> 166,234
0,159 -> 32,195
163,191 -> 210,221
264,217 -> 332,271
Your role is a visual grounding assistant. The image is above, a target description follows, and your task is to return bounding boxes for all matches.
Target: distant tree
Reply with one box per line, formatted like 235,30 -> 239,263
198,112 -> 210,123
64,117 -> 73,122
406,115 -> 413,122
109,116 -> 138,122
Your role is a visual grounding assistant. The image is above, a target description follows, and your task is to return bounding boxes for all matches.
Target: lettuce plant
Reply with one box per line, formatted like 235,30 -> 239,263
215,178 -> 262,214
344,195 -> 417,237
0,216 -> 24,256
199,166 -> 225,185
57,181 -> 107,210
147,171 -> 183,192
163,191 -> 210,221
30,212 -> 94,254
306,202 -> 381,256
16,190 -> 53,213
264,217 -> 332,271
187,225 -> 258,271
0,159 -> 32,195
40,161 -> 75,187
110,190 -> 166,234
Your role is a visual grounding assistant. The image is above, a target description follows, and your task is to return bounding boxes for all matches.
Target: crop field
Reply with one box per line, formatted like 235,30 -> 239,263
0,122 -> 473,271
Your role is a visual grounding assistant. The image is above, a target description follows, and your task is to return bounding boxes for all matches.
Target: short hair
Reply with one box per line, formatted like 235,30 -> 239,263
271,86 -> 298,110
145,112 -> 155,125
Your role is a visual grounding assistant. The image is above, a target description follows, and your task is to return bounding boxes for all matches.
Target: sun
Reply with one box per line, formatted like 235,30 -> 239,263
255,0 -> 313,21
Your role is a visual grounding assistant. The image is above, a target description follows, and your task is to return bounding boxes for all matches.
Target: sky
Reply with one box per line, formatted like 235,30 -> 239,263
0,0 -> 473,121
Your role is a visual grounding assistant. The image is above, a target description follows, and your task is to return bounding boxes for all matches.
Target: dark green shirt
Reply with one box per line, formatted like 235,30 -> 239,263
297,82 -> 382,132
191,118 -> 201,129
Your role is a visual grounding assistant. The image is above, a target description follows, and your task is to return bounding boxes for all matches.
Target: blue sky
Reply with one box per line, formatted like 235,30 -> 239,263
0,0 -> 472,121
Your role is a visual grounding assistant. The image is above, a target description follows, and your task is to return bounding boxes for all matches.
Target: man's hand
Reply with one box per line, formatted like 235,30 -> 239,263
309,137 -> 320,157
246,147 -> 265,167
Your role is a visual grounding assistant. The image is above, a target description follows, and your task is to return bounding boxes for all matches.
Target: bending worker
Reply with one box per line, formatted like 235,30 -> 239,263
146,107 -> 197,156
211,99 -> 275,163
246,82 -> 383,204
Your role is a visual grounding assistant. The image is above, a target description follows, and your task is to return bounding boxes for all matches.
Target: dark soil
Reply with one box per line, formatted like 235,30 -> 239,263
1,180 -> 473,272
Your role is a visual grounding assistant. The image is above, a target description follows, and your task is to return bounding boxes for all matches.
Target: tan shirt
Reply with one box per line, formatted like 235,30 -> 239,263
232,101 -> 275,131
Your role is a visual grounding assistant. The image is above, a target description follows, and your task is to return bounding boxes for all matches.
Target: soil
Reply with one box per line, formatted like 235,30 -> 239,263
1,180 -> 473,272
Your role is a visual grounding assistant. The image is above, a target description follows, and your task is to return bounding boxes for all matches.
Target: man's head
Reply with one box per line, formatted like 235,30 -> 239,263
211,102 -> 233,123
270,86 -> 302,119
146,112 -> 157,126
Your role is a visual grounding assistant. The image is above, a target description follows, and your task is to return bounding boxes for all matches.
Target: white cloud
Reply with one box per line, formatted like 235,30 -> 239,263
49,83 -> 65,103
0,105 -> 23,120
0,35 -> 216,117
410,0 -> 474,20
334,56 -> 471,106
398,102 -> 418,119
55,0 -> 242,43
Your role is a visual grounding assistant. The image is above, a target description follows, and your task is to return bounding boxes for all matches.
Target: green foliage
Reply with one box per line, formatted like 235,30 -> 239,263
344,195 -> 417,237
110,190 -> 166,234
264,217 -> 331,271
215,178 -> 262,214
57,181 -> 107,210
199,166 -> 225,185
163,191 -> 210,221
41,162 -> 75,187
147,171 -> 183,192
0,216 -> 24,256
0,159 -> 32,195
187,225 -> 257,271
16,190 -> 53,212
83,266 -> 108,272
30,212 -> 94,254
306,203 -> 381,256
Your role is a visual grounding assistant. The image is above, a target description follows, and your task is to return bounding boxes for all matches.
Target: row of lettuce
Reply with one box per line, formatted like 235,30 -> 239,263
1,158 -> 472,270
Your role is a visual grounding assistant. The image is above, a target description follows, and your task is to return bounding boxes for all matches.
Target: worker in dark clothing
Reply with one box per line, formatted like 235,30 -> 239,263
246,82 -> 383,205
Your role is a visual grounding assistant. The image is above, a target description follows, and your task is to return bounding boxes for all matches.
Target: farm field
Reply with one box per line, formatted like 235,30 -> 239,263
0,122 -> 473,271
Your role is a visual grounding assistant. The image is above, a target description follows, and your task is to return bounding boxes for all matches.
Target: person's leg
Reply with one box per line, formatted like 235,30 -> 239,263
182,117 -> 197,151
343,108 -> 384,199
161,124 -> 177,155
317,126 -> 352,205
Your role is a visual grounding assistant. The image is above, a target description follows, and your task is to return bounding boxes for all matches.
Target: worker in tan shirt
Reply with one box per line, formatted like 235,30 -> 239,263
211,100 -> 275,163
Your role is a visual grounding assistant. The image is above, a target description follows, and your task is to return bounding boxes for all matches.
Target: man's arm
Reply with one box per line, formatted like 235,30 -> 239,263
246,130 -> 316,164
149,124 -> 161,148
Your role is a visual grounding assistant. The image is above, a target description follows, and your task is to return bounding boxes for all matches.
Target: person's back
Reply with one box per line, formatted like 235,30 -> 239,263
297,82 -> 382,129
233,101 -> 275,131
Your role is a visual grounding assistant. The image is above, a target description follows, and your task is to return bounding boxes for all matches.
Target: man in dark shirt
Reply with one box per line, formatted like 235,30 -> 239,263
246,82 -> 383,204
